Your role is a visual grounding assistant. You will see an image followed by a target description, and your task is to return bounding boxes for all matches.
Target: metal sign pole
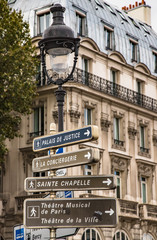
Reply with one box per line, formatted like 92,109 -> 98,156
49,123 -> 57,240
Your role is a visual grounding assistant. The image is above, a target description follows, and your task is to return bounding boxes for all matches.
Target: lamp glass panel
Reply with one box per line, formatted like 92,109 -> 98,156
49,54 -> 70,73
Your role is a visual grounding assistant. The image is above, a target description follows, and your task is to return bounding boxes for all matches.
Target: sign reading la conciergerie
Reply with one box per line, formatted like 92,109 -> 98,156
24,198 -> 117,228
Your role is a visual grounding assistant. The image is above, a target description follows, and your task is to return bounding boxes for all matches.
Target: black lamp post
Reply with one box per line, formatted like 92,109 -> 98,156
39,4 -> 80,132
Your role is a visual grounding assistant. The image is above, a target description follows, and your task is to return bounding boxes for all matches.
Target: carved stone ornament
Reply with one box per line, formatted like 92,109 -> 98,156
136,160 -> 155,177
69,109 -> 81,123
110,152 -> 131,173
69,102 -> 81,123
100,113 -> 111,131
128,127 -> 137,140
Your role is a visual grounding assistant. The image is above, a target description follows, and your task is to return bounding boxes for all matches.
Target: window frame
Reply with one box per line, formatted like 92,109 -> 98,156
76,11 -> 86,37
130,39 -> 138,62
36,10 -> 51,35
30,106 -> 44,138
153,51 -> 157,73
104,25 -> 114,50
113,230 -> 129,240
104,3 -> 116,15
84,107 -> 92,126
141,176 -> 147,203
114,170 -> 121,198
82,229 -> 101,240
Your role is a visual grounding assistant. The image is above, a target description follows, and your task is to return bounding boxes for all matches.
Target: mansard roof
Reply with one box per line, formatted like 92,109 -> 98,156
10,0 -> 157,76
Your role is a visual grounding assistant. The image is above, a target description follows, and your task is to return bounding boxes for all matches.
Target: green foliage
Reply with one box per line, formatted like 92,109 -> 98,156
0,0 -> 38,162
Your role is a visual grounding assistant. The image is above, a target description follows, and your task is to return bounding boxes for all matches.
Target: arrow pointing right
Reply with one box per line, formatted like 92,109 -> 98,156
105,208 -> 114,216
84,129 -> 90,137
84,152 -> 91,159
102,178 -> 112,186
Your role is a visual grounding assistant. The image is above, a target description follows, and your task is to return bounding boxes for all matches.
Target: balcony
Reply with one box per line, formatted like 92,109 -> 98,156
139,204 -> 157,222
117,199 -> 139,220
15,193 -> 46,213
114,139 -> 124,147
37,68 -> 157,113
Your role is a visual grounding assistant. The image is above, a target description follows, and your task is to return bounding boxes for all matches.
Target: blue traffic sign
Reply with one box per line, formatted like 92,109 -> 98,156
33,125 -> 98,152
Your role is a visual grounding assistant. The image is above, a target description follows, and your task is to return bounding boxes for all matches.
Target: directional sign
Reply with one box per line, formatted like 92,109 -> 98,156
24,198 -> 117,228
24,175 -> 116,192
32,148 -> 99,172
33,125 -> 98,152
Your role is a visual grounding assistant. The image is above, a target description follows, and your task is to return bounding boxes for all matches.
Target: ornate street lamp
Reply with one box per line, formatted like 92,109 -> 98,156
39,3 -> 80,132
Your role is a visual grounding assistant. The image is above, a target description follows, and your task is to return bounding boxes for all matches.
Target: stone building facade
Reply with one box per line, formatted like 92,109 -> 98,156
1,0 -> 157,239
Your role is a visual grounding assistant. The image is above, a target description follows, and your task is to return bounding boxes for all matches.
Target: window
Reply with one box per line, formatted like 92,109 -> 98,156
128,17 -> 140,28
141,177 -> 147,203
104,27 -> 113,50
37,12 -> 51,34
139,125 -> 149,154
84,165 -> 92,176
136,80 -> 142,94
94,0 -> 103,8
76,12 -> 86,36
84,108 -> 92,125
82,229 -> 101,240
130,40 -> 138,62
153,52 -> 157,73
82,57 -> 89,84
139,22 -> 150,34
140,126 -> 145,149
114,171 -> 121,198
138,119 -> 150,157
33,172 -> 45,177
142,233 -> 154,240
114,117 -> 120,141
113,231 -> 129,240
112,110 -> 125,150
110,69 -> 117,94
104,3 -> 116,15
136,80 -> 144,105
30,106 -> 44,137
116,10 -> 128,21
113,117 -> 124,146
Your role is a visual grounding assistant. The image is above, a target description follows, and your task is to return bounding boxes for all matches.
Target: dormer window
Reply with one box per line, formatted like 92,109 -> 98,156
139,22 -> 150,34
104,25 -> 114,50
130,39 -> 138,62
116,10 -> 128,21
153,51 -> 157,73
128,17 -> 140,28
94,0 -> 103,8
76,11 -> 86,37
104,3 -> 116,15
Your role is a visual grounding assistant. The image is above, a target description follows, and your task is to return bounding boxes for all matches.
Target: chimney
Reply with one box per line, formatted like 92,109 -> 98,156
121,1 -> 151,26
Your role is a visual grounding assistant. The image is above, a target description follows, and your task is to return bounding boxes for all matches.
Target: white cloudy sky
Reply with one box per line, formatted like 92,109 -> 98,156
107,0 -> 157,33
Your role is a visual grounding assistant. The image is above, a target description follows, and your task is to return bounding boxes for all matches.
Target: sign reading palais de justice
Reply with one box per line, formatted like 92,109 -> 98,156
33,125 -> 98,152
24,198 -> 117,228
32,148 -> 99,172
24,175 -> 116,192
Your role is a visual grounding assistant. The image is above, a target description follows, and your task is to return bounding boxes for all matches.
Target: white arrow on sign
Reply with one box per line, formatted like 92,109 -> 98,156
84,129 -> 90,137
105,208 -> 114,216
102,178 -> 112,186
84,152 -> 91,159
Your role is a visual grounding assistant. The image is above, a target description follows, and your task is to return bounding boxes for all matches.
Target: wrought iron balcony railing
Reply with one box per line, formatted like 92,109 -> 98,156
37,68 -> 157,113
114,139 -> 124,146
